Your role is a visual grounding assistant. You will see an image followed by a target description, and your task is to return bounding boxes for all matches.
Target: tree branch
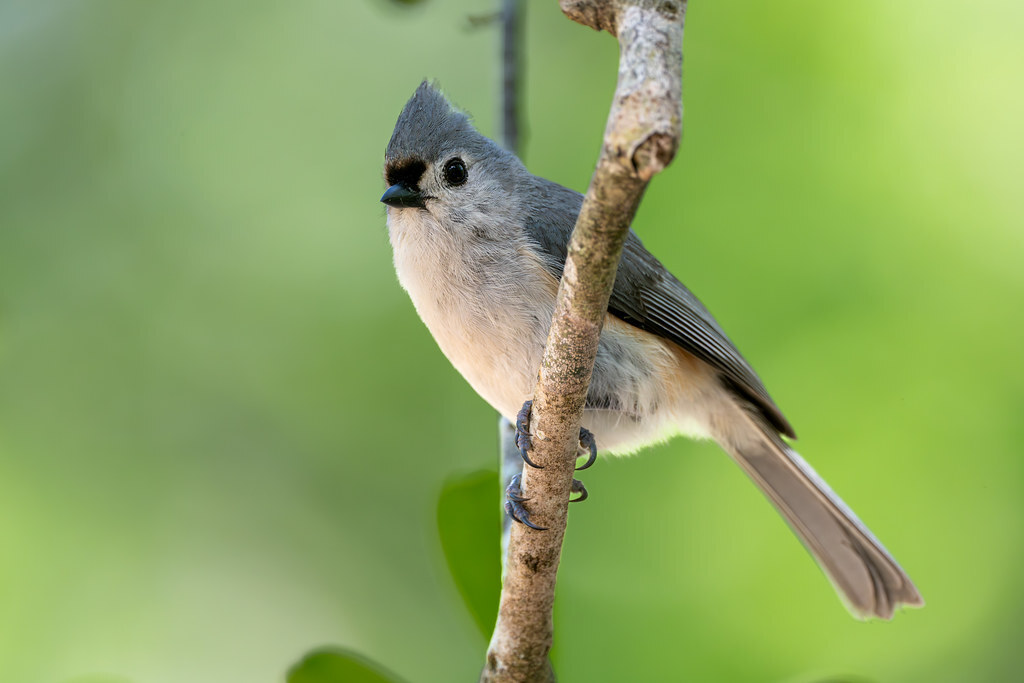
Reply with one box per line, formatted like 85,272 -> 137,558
481,1 -> 687,680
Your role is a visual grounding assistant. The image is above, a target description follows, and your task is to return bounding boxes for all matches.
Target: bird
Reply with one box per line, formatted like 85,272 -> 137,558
380,81 -> 923,619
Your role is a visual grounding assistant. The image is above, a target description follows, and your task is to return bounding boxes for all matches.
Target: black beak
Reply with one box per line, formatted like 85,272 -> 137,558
380,183 -> 425,209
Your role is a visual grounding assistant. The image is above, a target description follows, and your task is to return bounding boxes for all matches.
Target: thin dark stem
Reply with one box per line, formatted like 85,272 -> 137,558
500,0 -> 522,155
498,417 -> 520,561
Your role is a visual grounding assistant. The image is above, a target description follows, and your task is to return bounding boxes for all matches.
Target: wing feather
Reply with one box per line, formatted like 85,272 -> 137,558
523,177 -> 794,438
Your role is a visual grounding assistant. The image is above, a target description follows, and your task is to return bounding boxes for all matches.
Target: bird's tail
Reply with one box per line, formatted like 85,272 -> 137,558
714,404 -> 924,619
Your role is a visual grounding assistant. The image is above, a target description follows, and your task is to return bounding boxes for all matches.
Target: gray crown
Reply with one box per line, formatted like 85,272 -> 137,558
385,81 -> 499,164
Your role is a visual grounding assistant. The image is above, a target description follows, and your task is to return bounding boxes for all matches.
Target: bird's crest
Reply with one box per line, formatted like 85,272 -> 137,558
385,81 -> 493,166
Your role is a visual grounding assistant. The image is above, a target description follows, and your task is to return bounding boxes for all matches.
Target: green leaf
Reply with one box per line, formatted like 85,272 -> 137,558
437,469 -> 501,637
287,647 -> 406,683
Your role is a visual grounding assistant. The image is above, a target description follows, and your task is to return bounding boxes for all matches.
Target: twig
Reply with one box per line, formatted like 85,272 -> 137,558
498,417 -> 520,563
500,0 -> 523,155
480,1 -> 688,680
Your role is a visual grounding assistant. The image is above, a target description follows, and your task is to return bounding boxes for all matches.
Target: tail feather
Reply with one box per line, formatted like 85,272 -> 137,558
716,405 -> 924,619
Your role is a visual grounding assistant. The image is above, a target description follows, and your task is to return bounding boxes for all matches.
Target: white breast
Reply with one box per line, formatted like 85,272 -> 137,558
388,209 -> 557,419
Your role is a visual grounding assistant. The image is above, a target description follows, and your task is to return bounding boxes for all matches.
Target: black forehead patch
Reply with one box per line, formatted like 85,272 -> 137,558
385,159 -> 427,189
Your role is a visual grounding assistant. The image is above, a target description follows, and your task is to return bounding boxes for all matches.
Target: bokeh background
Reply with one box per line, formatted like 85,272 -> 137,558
2,0 -> 1022,681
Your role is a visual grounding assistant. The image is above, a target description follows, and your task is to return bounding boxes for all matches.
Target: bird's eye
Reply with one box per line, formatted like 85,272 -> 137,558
443,158 -> 468,186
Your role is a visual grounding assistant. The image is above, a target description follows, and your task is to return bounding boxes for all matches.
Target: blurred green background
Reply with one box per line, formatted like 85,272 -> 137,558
2,0 -> 1022,681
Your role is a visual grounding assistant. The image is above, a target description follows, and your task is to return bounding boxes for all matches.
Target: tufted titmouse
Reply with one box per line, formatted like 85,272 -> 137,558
380,82 -> 922,619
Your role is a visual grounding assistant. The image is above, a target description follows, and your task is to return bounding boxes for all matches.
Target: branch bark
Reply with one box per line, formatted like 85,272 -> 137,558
481,1 -> 687,680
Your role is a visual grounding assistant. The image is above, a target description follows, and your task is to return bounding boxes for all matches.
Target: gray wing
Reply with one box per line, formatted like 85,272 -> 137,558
525,176 -> 795,438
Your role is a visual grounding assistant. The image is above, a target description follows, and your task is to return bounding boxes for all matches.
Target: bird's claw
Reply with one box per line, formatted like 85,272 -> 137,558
570,478 -> 588,503
576,427 -> 598,471
517,400 -> 599,472
515,400 -> 543,469
505,472 -> 589,530
505,473 -> 547,530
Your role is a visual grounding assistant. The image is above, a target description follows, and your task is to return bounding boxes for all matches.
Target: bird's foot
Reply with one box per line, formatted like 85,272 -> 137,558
516,401 -> 540,471
515,400 -> 600,472
504,473 -> 590,532
504,472 -> 546,530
